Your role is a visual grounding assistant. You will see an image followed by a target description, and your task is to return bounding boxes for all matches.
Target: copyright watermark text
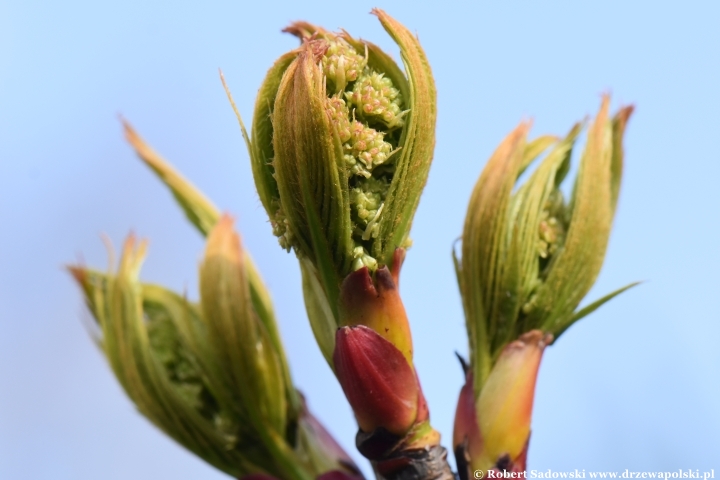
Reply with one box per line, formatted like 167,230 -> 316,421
473,470 -> 716,480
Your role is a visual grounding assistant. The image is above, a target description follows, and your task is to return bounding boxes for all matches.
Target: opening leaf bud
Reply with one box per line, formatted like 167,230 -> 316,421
457,96 -> 635,388
68,237 -> 282,477
199,215 -> 288,434
69,139 -> 365,478
454,96 -> 635,470
230,11 -> 437,358
338,249 -> 413,364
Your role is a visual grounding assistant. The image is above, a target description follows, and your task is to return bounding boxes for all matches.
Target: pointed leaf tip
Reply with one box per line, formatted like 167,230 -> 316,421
121,120 -> 220,237
204,214 -> 242,264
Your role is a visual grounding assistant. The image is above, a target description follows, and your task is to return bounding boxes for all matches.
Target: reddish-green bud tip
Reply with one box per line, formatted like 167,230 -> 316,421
453,371 -> 483,477
338,250 -> 413,364
333,325 -> 419,436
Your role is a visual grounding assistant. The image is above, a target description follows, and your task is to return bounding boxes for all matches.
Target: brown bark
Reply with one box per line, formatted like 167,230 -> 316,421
372,445 -> 455,480
356,429 -> 455,480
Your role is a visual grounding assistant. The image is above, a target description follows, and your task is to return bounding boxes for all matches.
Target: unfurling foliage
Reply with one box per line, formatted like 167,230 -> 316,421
70,9 -> 633,480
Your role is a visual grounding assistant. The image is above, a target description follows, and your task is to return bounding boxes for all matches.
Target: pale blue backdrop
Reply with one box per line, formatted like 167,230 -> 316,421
1,1 -> 718,478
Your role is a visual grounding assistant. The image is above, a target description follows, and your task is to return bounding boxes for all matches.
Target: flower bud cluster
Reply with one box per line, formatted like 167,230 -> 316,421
321,34 -> 367,93
537,190 -> 567,260
521,190 -> 568,315
325,97 -> 395,180
348,177 -> 389,270
320,34 -> 404,272
269,30 -> 407,272
350,178 -> 388,237
345,117 -> 396,177
320,34 -> 405,129
271,202 -> 294,252
327,44 -> 401,271
248,11 -> 436,309
349,71 -> 405,128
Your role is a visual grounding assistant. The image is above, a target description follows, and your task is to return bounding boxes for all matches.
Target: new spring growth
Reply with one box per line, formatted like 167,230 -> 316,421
226,9 -> 436,365
223,11 -> 449,475
331,248 -> 451,478
69,125 -> 363,480
453,97 -> 636,475
333,250 -> 425,437
453,331 -> 551,476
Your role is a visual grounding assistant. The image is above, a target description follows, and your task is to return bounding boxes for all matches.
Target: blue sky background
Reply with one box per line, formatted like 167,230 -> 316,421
1,1 -> 719,478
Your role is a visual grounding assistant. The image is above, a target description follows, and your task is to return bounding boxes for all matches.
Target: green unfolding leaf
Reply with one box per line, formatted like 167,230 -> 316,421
373,8 -> 438,267
610,106 -> 635,215
460,122 -> 529,386
249,53 -> 298,216
300,258 -> 338,367
199,216 -> 287,435
68,241 -> 264,477
459,96 -> 636,393
123,121 -> 220,237
518,134 -> 558,177
528,97 -> 617,334
271,46 -> 352,309
123,122 -> 285,375
509,124 -> 581,335
553,281 -> 641,339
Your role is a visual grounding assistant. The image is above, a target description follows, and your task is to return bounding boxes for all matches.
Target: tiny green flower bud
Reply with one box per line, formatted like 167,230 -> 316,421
348,70 -> 407,128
